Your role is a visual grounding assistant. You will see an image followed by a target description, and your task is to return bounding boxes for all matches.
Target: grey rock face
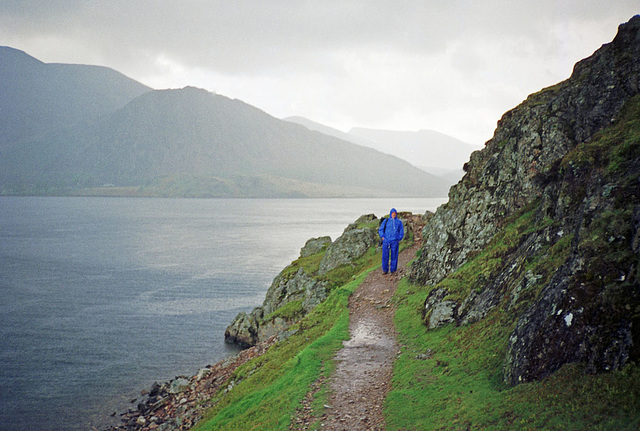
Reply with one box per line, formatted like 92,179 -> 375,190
263,268 -> 328,315
411,17 -> 640,288
224,308 -> 262,347
412,16 -> 640,385
225,267 -> 328,347
423,287 -> 457,328
503,166 -> 640,384
318,226 -> 377,275
300,236 -> 332,257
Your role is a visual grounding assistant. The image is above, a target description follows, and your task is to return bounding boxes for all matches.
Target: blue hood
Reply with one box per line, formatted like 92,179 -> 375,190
390,208 -> 397,217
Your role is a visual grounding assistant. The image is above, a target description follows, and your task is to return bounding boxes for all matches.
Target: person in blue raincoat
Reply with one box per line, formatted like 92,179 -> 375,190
379,208 -> 404,274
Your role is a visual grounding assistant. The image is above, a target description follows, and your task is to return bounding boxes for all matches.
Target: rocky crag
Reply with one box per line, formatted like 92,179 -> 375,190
225,213 -> 414,347
410,15 -> 640,385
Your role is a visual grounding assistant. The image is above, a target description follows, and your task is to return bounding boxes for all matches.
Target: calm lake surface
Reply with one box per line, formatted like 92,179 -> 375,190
0,197 -> 447,430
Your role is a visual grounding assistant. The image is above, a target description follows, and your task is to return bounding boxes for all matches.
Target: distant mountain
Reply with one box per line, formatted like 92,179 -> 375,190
284,116 -> 356,143
348,127 -> 481,173
0,46 -> 151,146
284,116 -> 481,184
0,49 -> 450,197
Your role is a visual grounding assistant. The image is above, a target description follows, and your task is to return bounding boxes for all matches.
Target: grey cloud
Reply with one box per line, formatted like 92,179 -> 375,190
2,1 -> 636,71
1,0 -> 638,145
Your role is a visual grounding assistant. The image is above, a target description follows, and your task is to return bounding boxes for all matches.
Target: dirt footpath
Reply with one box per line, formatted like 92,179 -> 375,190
315,216 -> 423,431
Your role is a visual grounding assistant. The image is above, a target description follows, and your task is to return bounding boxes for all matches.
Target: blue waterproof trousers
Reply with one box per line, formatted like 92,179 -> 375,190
382,240 -> 400,273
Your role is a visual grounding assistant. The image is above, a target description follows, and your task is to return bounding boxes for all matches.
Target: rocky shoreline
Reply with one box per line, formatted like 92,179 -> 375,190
102,336 -> 277,431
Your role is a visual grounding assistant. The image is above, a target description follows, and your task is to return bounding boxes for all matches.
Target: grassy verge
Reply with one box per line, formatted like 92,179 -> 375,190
387,278 -> 640,430
388,207 -> 640,429
192,267 -> 375,431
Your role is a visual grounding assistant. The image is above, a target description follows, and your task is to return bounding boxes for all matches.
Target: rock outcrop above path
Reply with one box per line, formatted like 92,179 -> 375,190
410,15 -> 640,385
318,214 -> 378,275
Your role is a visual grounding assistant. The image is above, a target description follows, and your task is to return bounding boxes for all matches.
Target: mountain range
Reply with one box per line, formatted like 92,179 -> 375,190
0,46 -> 452,198
284,116 -> 480,183
0,46 -> 151,146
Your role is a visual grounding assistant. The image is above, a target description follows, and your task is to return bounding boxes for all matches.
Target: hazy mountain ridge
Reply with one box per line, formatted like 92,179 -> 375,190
0,46 -> 151,146
0,50 -> 449,197
348,126 -> 479,171
284,115 -> 479,183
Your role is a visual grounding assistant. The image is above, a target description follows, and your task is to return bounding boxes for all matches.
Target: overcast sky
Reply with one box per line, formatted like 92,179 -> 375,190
1,1 -> 638,146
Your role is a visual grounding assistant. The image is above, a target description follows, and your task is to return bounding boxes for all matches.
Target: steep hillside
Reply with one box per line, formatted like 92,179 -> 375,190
409,15 -> 640,385
0,84 -> 450,197
0,46 -> 151,145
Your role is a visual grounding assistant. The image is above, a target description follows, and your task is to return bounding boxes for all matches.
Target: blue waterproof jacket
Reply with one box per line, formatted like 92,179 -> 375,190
379,208 -> 404,242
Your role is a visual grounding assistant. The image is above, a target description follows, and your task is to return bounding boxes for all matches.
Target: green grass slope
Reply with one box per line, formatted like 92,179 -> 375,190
389,277 -> 640,430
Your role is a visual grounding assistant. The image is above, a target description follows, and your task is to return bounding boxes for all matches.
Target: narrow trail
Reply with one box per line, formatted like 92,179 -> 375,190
293,216 -> 423,431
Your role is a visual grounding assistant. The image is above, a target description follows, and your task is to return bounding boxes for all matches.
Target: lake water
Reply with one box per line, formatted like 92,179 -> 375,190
0,197 -> 447,430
